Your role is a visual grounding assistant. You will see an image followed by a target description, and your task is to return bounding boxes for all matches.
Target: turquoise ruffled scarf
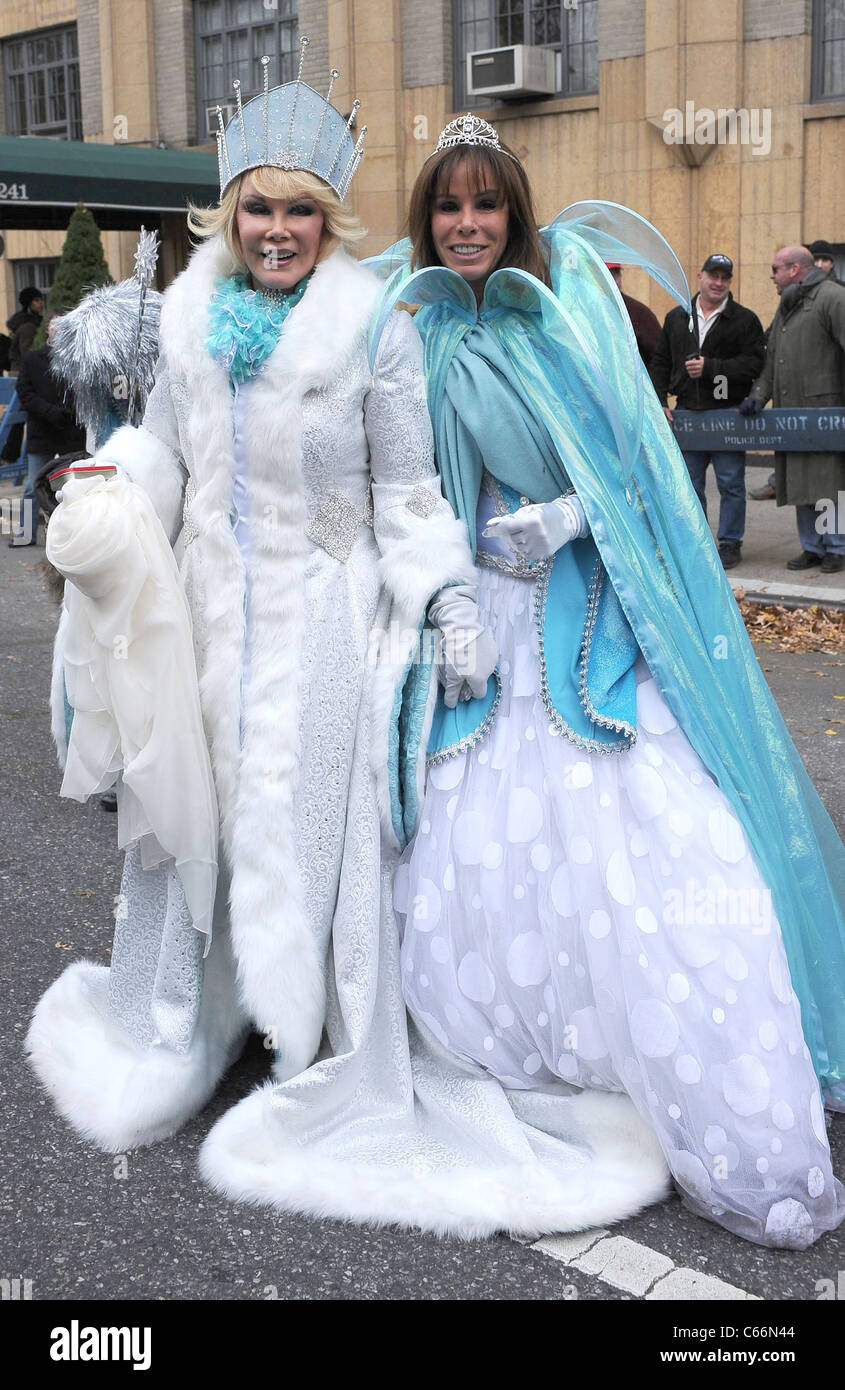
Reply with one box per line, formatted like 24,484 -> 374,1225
206,271 -> 312,382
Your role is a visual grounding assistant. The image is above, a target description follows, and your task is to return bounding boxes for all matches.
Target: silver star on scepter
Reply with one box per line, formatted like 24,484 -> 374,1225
133,227 -> 160,288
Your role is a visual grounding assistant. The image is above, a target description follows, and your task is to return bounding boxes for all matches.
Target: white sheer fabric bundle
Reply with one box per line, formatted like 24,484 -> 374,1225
47,473 -> 218,946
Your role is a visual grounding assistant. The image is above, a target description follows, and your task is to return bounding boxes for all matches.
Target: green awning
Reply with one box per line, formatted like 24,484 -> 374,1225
0,136 -> 219,228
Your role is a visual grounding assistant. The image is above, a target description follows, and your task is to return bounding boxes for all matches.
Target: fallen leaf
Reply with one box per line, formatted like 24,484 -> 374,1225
740,599 -> 845,653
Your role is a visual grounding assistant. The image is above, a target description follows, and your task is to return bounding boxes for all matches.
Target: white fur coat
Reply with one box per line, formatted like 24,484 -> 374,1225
31,237 -> 474,1106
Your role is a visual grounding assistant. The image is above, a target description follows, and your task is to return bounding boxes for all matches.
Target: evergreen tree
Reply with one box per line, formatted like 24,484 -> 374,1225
34,204 -> 113,345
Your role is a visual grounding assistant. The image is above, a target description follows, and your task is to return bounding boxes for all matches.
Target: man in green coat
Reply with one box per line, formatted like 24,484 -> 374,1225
744,245 -> 845,573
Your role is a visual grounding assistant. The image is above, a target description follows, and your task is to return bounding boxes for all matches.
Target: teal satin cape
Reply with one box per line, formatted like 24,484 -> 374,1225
365,203 -> 845,1096
426,324 -> 640,760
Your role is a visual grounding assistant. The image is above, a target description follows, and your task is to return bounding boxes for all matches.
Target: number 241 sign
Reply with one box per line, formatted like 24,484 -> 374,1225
0,183 -> 30,200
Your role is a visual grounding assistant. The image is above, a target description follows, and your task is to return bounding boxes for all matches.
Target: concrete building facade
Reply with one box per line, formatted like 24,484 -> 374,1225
1,0 -> 843,334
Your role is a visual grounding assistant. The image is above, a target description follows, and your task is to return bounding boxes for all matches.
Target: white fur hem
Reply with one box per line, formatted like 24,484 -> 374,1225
198,1085 -> 670,1238
25,961 -> 243,1153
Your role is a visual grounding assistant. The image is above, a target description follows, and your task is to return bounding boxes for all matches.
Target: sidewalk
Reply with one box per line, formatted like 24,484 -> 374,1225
711,460 -> 845,606
3,468 -> 844,606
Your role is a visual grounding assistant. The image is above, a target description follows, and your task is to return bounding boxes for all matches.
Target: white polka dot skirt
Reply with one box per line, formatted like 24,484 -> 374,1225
397,566 -> 844,1248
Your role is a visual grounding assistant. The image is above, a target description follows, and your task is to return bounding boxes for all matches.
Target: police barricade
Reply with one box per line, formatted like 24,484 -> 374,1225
671,407 -> 845,453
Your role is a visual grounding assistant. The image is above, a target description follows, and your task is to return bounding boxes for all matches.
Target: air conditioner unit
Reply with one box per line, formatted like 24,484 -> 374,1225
206,103 -> 236,138
467,45 -> 556,101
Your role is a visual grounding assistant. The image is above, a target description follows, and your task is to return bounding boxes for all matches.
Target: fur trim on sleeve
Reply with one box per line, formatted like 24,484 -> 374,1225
100,424 -> 185,543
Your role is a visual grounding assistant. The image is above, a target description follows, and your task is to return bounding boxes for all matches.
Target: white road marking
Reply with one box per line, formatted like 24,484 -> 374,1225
529,1228 -> 758,1300
571,1234 -> 675,1296
647,1268 -> 756,1301
533,1228 -> 609,1263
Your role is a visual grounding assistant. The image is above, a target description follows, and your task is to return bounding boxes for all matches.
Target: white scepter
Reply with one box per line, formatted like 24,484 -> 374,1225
127,226 -> 160,426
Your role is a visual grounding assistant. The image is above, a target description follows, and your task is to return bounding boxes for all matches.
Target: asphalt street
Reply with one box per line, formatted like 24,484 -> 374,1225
1,533 -> 843,1304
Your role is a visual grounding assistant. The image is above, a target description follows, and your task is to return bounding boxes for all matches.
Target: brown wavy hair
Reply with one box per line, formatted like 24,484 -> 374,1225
407,144 -> 550,287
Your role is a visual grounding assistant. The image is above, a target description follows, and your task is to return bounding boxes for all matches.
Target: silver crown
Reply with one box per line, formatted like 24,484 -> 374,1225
216,37 -> 366,201
427,112 -> 521,162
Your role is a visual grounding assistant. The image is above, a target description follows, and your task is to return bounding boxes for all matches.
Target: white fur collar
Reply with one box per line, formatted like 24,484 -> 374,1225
159,236 -> 381,392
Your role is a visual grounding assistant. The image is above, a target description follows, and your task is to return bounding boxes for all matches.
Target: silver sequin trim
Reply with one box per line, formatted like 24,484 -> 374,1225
480,470 -> 540,579
534,557 -> 636,756
306,489 -> 364,562
406,485 -> 438,519
182,476 -> 199,547
577,561 -> 638,743
426,669 -> 503,767
476,548 -> 537,580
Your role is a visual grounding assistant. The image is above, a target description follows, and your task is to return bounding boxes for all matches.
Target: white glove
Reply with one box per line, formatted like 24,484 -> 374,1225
428,583 -> 498,709
482,493 -> 588,562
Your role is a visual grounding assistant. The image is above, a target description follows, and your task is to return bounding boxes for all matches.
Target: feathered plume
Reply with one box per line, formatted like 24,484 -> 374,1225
50,279 -> 163,443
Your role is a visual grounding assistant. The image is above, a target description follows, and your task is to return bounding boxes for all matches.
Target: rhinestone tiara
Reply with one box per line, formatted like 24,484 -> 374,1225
216,36 -> 366,202
426,112 -> 521,163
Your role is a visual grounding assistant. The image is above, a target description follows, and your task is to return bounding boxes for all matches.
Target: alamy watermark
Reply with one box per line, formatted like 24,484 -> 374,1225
1,1276 -> 32,1300
663,102 -> 771,158
663,881 -> 774,934
815,491 -> 845,536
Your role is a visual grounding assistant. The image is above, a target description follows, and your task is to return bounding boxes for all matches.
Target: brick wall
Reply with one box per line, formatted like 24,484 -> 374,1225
300,0 -> 330,88
599,0 -> 646,60
401,0 -> 451,89
153,0 -> 195,146
77,0 -> 104,136
744,0 -> 812,42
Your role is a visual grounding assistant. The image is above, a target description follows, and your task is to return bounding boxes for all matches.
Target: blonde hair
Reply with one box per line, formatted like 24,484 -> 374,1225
187,167 -> 366,268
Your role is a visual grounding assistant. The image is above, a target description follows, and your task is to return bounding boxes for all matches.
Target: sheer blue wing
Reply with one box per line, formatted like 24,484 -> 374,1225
361,237 -> 414,282
365,260 -> 477,373
547,200 -> 691,312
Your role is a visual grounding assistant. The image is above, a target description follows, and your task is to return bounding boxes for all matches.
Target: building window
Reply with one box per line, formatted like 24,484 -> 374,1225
3,25 -> 82,140
194,0 -> 298,142
454,0 -> 598,108
12,259 -> 60,300
812,0 -> 845,100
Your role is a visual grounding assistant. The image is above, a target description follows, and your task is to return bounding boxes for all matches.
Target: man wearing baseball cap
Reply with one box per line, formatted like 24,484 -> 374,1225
650,254 -> 765,570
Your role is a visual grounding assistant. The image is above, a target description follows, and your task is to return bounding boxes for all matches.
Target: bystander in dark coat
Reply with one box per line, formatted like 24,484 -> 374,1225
750,267 -> 845,509
650,293 -> 765,409
606,264 -> 661,367
15,343 -> 85,458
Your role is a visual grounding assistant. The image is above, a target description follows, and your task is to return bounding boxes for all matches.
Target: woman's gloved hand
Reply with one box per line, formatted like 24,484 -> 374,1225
482,493 -> 588,562
428,583 -> 498,708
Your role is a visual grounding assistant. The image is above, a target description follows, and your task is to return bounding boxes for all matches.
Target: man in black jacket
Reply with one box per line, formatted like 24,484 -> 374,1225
650,254 -> 765,569
11,314 -> 85,545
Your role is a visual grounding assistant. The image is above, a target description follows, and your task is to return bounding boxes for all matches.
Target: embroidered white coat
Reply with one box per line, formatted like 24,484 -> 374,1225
27,236 -> 475,1147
